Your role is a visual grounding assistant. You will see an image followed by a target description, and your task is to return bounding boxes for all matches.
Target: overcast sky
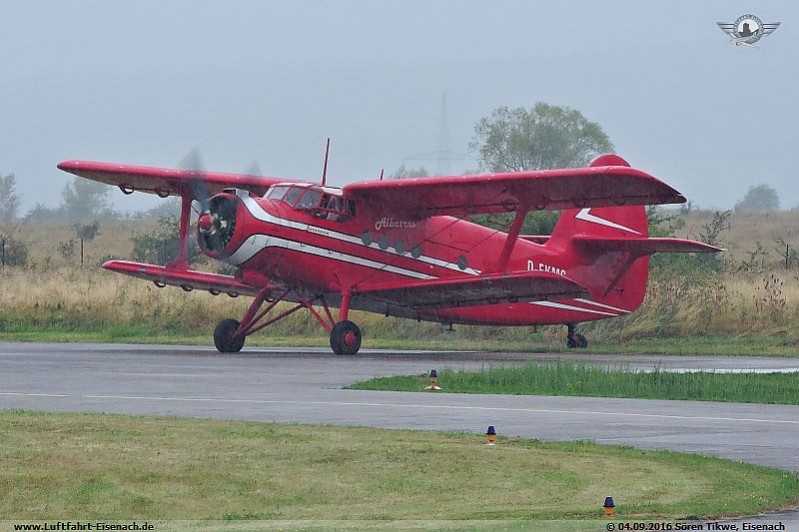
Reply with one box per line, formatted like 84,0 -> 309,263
0,0 -> 796,213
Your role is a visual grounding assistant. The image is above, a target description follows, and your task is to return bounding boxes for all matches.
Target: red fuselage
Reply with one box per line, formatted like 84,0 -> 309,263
202,186 -> 646,326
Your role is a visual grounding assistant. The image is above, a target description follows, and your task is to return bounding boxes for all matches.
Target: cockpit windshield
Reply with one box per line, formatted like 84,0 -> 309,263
265,186 -> 289,201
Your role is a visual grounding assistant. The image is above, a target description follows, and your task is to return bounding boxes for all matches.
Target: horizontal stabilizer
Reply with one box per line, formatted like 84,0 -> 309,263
354,271 -> 591,310
573,236 -> 723,255
103,260 -> 260,297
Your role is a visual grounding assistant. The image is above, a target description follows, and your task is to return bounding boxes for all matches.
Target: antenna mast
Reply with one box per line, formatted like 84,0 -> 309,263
321,138 -> 331,186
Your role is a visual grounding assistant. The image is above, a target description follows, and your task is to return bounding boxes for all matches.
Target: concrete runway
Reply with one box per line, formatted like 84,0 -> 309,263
2,341 -> 799,526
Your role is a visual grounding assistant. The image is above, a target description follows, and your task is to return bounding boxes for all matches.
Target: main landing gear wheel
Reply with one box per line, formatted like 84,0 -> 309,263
566,324 -> 588,349
214,318 -> 246,353
330,320 -> 362,355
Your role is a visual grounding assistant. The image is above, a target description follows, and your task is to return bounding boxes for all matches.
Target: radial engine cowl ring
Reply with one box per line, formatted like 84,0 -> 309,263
199,195 -> 238,254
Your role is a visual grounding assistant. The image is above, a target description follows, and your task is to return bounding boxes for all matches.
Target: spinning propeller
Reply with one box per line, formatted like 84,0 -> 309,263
177,149 -> 240,254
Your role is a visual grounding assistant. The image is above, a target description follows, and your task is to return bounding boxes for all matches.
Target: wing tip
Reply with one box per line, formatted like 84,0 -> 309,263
57,160 -> 81,172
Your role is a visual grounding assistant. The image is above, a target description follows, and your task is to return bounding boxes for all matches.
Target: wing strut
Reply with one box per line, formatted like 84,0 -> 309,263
490,204 -> 529,273
166,192 -> 193,270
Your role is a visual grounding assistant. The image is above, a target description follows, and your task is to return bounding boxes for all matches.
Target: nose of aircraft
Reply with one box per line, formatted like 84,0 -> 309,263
197,213 -> 213,231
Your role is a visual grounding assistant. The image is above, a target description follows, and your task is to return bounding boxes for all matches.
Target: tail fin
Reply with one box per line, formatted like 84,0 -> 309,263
549,155 -> 721,314
548,154 -> 651,313
550,204 -> 650,313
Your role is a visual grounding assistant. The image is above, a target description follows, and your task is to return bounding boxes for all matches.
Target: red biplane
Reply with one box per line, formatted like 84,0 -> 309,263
58,152 -> 719,354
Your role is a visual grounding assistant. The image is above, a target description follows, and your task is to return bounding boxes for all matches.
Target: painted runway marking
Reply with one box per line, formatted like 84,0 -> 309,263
2,392 -> 798,426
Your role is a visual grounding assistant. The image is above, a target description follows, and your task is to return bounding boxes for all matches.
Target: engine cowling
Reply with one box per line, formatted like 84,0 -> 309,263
198,194 -> 238,255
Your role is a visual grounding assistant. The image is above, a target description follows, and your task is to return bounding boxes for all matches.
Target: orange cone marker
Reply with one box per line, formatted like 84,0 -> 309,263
485,425 -> 497,445
425,369 -> 441,391
603,497 -> 615,517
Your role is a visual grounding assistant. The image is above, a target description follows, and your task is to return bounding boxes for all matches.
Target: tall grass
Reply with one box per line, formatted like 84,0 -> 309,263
3,210 -> 799,344
2,265 -> 799,345
351,362 -> 799,404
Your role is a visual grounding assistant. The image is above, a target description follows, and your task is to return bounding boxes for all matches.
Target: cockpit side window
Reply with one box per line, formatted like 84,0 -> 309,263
296,189 -> 322,210
314,193 -> 354,222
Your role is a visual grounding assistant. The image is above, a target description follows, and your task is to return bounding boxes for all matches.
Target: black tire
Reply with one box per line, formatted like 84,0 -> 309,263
330,320 -> 362,355
214,318 -> 246,353
575,333 -> 589,349
566,336 -> 578,349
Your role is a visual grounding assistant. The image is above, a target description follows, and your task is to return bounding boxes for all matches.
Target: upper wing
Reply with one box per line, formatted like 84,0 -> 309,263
343,165 -> 686,219
353,270 -> 591,310
57,160 -> 298,199
761,23 -> 781,36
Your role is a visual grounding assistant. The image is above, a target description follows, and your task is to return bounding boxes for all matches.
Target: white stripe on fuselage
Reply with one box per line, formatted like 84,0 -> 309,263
226,234 -> 436,280
237,191 -> 481,276
530,300 -> 619,317
573,298 -> 631,314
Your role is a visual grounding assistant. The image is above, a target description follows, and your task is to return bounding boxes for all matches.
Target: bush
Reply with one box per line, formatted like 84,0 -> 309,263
0,231 -> 29,267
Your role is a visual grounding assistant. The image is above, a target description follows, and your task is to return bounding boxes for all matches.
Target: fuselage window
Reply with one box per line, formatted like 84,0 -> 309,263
315,193 -> 354,222
296,189 -> 322,209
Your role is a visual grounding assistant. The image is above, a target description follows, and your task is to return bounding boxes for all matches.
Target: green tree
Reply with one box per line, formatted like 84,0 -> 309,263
131,216 -> 204,265
469,102 -> 613,236
735,184 -> 780,212
60,177 -> 115,220
470,102 -> 614,172
0,173 -> 20,221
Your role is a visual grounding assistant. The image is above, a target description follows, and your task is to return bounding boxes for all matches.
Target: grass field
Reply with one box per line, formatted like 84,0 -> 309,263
2,411 -> 798,524
2,265 -> 799,354
350,363 -> 799,404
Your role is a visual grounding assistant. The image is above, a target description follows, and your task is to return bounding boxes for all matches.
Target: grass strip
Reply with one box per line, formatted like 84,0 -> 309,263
1,411 -> 797,521
350,362 -> 799,405
2,325 -> 799,357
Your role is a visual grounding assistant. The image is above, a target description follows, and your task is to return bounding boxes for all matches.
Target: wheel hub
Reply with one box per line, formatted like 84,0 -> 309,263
343,331 -> 357,347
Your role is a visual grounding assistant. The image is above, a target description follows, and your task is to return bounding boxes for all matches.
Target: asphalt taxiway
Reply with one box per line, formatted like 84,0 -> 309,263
2,341 -> 798,473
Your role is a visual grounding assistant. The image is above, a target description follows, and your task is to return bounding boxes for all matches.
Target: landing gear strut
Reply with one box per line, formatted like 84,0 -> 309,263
213,286 -> 363,355
566,323 -> 588,349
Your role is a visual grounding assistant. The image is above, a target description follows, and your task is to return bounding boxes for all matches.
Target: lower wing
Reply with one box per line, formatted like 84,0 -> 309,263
103,260 -> 260,297
352,271 -> 591,310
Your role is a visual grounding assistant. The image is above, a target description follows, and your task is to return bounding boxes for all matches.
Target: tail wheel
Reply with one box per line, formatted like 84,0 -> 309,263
214,318 -> 246,353
566,336 -> 578,349
575,333 -> 588,348
567,333 -> 589,349
330,320 -> 362,355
